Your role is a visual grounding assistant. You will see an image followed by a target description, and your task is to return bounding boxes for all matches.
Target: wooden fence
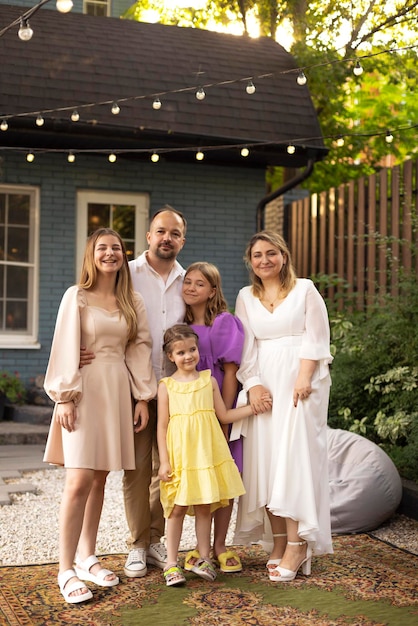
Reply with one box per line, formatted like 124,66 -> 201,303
271,158 -> 418,311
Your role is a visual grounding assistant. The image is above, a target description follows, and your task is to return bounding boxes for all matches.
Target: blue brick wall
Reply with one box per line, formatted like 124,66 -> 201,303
0,153 -> 266,385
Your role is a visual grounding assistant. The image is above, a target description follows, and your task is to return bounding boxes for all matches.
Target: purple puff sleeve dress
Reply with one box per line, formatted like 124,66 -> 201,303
191,311 -> 244,472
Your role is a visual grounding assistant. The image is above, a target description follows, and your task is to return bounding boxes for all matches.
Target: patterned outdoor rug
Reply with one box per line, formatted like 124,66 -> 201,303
0,534 -> 417,626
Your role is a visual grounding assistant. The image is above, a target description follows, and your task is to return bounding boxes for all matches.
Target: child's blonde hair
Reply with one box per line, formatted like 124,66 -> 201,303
183,262 -> 228,326
163,324 -> 199,355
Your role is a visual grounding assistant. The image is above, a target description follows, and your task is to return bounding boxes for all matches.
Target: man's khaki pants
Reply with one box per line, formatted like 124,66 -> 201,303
123,399 -> 165,549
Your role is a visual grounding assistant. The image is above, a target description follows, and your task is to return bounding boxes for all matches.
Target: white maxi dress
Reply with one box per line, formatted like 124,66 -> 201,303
233,278 -> 333,556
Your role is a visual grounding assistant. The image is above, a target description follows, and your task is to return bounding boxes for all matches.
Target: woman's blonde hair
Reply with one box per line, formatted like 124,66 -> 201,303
244,231 -> 297,299
183,262 -> 228,326
163,324 -> 199,355
79,228 -> 138,342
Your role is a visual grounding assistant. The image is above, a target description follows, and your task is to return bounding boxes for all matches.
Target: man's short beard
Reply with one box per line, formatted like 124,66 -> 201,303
155,246 -> 176,260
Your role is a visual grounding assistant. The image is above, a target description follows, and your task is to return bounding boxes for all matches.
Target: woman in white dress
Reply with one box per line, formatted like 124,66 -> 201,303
234,231 -> 333,582
44,228 -> 156,603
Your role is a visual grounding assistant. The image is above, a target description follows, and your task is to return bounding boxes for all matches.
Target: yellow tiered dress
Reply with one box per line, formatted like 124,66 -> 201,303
159,370 -> 245,518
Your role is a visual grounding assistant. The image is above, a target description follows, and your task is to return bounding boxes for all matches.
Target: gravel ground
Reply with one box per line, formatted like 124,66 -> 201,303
0,467 -> 417,567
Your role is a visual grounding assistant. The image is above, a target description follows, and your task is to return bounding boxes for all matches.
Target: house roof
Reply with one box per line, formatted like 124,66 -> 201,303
0,5 -> 327,168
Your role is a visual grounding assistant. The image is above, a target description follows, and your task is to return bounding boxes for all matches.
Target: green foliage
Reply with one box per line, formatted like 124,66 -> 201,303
0,371 -> 26,405
327,274 -> 418,481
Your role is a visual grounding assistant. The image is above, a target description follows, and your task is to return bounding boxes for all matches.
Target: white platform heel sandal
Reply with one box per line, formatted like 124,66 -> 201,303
266,533 -> 287,571
269,540 -> 312,582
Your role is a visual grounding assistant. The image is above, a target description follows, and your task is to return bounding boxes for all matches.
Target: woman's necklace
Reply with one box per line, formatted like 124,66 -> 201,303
260,287 -> 283,309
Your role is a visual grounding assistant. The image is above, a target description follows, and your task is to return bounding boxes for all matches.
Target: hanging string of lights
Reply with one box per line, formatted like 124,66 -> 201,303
0,0 -> 73,39
0,2 -> 416,163
1,123 -> 416,164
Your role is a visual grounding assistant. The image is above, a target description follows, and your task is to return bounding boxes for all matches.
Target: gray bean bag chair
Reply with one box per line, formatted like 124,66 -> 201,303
327,428 -> 402,534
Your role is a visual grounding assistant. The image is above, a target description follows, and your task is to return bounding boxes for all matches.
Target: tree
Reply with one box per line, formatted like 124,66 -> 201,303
125,1 -> 418,191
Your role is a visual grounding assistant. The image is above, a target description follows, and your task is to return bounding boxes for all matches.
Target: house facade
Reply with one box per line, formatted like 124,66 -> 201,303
0,2 -> 326,385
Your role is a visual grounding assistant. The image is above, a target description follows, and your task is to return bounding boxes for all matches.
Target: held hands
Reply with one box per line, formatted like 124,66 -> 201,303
55,401 -> 77,432
248,385 -> 272,415
158,461 -> 173,482
133,400 -> 149,433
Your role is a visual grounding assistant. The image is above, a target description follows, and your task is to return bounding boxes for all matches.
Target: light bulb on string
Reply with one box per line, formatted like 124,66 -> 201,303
196,87 -> 206,101
111,102 -> 120,115
36,114 -> 44,127
287,144 -> 296,154
18,19 -> 33,41
151,152 -> 159,163
385,130 -> 394,143
296,71 -> 307,86
67,151 -> 75,163
56,0 -> 73,12
152,98 -> 162,110
196,150 -> 204,161
71,110 -> 80,122
1,119 -> 8,131
336,135 -> 345,147
246,80 -> 256,94
108,153 -> 117,163
240,147 -> 249,157
26,151 -> 35,162
353,61 -> 363,76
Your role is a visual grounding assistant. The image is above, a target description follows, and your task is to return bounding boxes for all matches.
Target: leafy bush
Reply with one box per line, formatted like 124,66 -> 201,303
324,273 -> 418,481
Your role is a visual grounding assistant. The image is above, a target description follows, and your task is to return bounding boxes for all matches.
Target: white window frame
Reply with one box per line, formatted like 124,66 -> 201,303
83,0 -> 111,16
76,190 -> 149,280
0,185 -> 40,349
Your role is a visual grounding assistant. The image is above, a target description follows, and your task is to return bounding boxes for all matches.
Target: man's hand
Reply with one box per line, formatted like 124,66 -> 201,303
79,346 -> 95,368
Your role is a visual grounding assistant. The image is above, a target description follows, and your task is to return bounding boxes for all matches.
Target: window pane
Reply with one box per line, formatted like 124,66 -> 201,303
112,205 -> 135,238
0,226 -> 4,261
7,266 -> 28,298
7,227 -> 29,263
0,194 -> 5,224
6,300 -> 27,330
88,203 -> 110,232
9,195 -> 30,225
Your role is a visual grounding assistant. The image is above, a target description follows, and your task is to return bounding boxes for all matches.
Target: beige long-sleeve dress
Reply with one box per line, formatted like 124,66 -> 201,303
43,286 -> 157,471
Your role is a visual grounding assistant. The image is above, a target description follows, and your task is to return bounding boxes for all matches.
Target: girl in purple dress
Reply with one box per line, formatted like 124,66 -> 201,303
182,262 -> 244,573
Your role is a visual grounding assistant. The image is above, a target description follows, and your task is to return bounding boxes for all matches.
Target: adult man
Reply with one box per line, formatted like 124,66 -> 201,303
81,206 -> 186,577
123,206 -> 186,577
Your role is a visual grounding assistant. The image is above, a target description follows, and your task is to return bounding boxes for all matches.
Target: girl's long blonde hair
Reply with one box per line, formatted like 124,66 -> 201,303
183,262 -> 228,326
78,228 -> 138,342
244,231 -> 297,299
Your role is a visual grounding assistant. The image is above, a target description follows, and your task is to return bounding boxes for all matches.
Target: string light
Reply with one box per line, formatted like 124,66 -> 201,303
195,87 -> 206,101
67,151 -> 75,162
152,98 -> 162,110
111,102 -> 120,115
196,150 -> 204,160
151,152 -> 159,162
18,19 -> 33,41
35,114 -> 44,126
297,71 -> 307,86
1,120 -> 8,131
108,153 -> 117,162
287,144 -> 296,154
26,151 -> 35,162
56,0 -> 73,12
71,110 -> 79,122
245,80 -> 256,94
353,61 -> 363,76
385,130 -> 394,143
240,147 -> 249,157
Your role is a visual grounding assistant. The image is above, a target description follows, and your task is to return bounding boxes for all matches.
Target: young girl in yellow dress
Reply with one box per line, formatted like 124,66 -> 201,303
157,324 -> 271,586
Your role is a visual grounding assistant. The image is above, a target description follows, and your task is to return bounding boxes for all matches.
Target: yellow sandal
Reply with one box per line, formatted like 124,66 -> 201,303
184,549 -> 200,572
214,550 -> 242,573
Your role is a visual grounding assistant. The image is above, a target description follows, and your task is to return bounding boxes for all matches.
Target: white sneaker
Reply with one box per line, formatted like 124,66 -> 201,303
147,542 -> 167,569
124,548 -> 147,577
